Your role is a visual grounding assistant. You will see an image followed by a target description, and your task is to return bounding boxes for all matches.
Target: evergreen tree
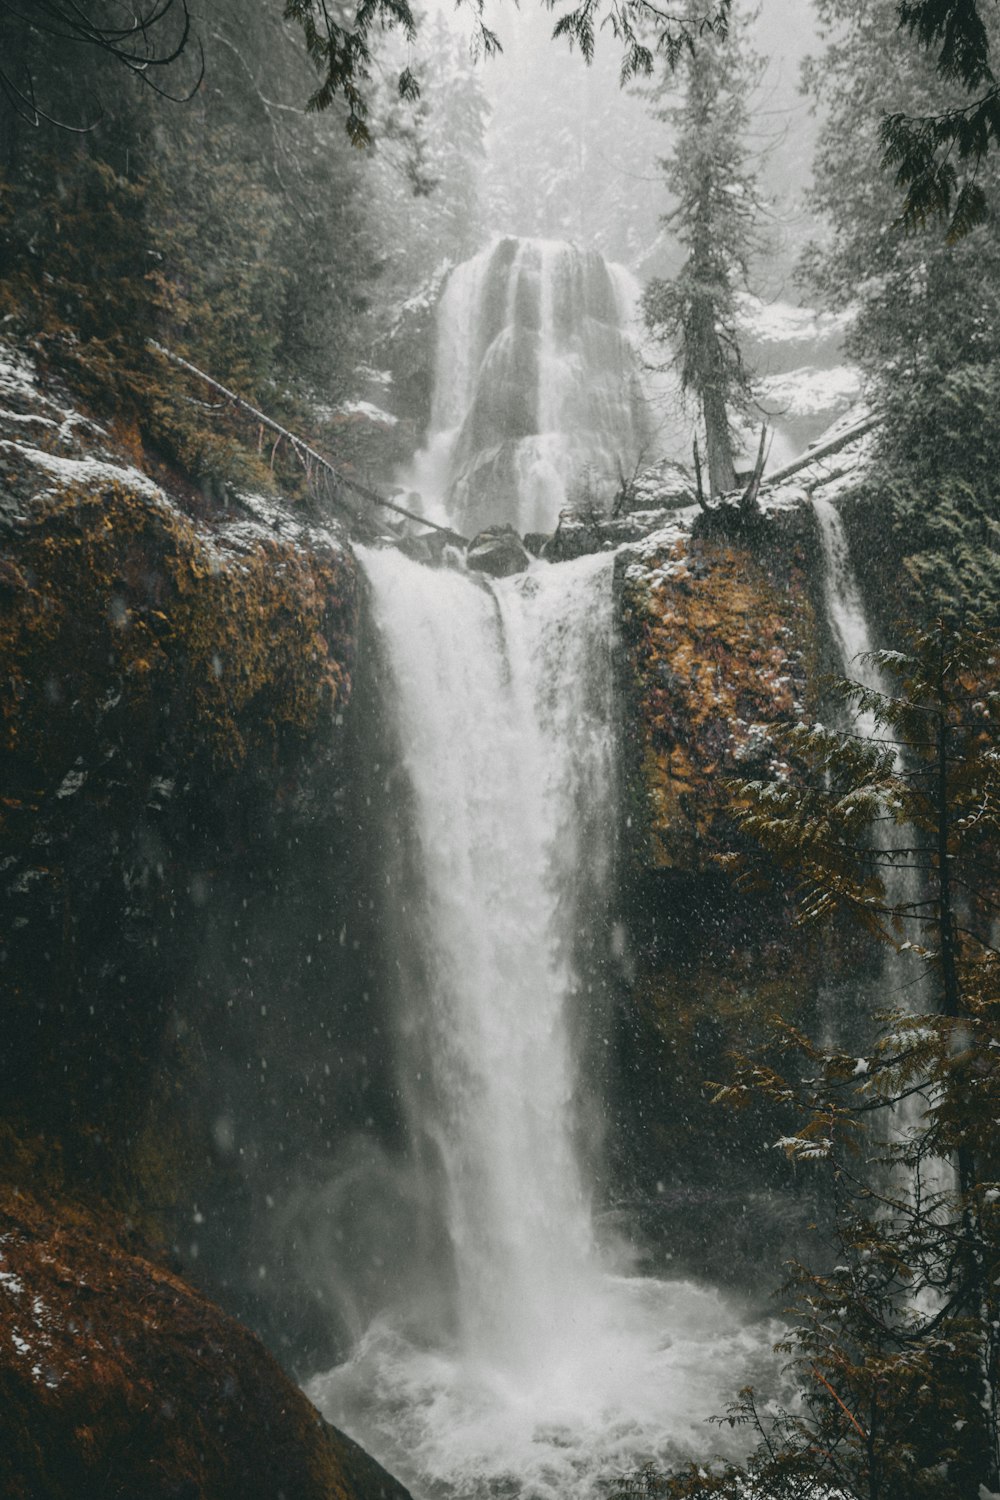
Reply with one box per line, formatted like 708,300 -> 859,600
640,1 -> 762,496
803,0 -> 1000,625
628,623 -> 1000,1498
366,11 -> 489,285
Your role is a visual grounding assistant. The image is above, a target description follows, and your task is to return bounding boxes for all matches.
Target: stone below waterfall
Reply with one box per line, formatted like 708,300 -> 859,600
466,524 -> 532,577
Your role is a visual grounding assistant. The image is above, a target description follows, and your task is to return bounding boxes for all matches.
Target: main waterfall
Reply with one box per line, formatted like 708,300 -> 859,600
406,237 -> 653,537
308,547 -> 771,1499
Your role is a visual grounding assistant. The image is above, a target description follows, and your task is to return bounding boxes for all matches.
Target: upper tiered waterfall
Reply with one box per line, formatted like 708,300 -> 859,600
308,547 -> 769,1500
407,237 -> 653,537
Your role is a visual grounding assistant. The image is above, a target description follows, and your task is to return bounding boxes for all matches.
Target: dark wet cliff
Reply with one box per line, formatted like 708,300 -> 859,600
0,340 -> 412,1499
606,494 -> 871,1288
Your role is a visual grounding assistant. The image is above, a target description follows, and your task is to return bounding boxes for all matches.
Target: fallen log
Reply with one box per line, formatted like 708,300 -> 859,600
148,341 -> 467,543
763,412 -> 882,489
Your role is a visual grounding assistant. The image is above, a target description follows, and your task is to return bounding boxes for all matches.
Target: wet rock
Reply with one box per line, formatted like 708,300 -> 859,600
619,525 -> 818,872
621,457 -> 698,512
0,1182 -> 412,1500
465,524 -> 532,578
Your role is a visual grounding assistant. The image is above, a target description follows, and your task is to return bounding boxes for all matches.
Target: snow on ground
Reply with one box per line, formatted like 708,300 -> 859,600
0,337 -> 347,561
738,293 -> 854,348
1,439 -> 164,500
218,491 -> 345,559
758,363 -> 862,418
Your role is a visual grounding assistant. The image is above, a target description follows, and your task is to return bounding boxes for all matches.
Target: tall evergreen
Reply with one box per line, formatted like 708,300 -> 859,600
803,0 -> 1000,624
640,2 -> 762,496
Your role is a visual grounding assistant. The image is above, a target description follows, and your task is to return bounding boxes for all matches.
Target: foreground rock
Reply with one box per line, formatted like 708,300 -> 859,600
0,1182 -> 410,1500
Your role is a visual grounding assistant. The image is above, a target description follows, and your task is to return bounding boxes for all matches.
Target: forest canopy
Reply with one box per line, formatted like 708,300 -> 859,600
2,0 -> 997,232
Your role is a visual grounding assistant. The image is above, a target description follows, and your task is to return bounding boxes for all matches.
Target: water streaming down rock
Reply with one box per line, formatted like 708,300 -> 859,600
811,495 -> 880,726
308,547 -> 772,1500
811,495 -> 945,1183
406,237 -> 653,537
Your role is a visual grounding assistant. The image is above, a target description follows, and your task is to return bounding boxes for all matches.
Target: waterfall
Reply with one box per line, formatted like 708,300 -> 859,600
405,237 -> 653,538
812,492 -> 918,905
308,547 -> 772,1500
811,495 -> 946,1193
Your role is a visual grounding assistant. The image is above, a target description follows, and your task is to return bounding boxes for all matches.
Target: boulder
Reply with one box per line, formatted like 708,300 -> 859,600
0,1182 -> 411,1500
465,524 -> 532,578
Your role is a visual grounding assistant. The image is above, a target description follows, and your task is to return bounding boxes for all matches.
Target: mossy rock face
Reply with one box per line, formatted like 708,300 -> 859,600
0,1182 -> 411,1500
1,475 -> 358,1153
619,525 -> 818,874
0,369 -> 366,1366
2,479 -> 354,779
609,512 -> 838,1292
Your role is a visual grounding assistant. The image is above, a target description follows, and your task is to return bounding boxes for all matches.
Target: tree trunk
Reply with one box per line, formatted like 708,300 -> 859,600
702,381 -> 737,495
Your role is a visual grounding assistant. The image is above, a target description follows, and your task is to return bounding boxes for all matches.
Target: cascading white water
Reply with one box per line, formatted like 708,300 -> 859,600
812,492 -> 918,899
308,547 -> 774,1500
405,237 -> 653,538
811,495 -> 947,1193
811,494 -> 879,722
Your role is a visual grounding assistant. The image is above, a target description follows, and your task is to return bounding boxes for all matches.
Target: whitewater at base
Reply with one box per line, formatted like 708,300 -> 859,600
308,1275 -> 777,1500
307,545 -> 778,1499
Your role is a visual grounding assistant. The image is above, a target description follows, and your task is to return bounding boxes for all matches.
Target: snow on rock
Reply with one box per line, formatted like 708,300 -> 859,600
1,439 -> 164,500
337,400 -> 398,427
0,343 -> 44,406
759,363 -> 862,418
738,293 -> 854,349
0,337 -> 353,567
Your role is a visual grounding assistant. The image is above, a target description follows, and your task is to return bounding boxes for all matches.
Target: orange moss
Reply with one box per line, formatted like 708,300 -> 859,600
1,481 -> 356,782
0,1183 -> 409,1500
623,533 -> 816,870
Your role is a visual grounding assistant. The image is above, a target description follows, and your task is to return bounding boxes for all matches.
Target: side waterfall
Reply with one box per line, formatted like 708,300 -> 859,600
811,495 -> 947,1194
308,547 -> 772,1500
406,237 -> 652,537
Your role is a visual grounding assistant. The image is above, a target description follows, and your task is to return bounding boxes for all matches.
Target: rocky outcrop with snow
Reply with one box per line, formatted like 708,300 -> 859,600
0,340 -> 404,1498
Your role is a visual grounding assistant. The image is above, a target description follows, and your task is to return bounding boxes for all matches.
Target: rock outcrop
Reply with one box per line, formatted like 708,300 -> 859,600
609,492 -> 849,1290
0,1180 -> 410,1500
466,523 -> 532,577
0,340 -> 403,1493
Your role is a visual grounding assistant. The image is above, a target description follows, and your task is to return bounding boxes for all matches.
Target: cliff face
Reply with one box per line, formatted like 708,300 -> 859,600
609,496 -> 852,1290
0,328 -> 881,1478
0,341 -> 395,1497
620,510 -> 818,871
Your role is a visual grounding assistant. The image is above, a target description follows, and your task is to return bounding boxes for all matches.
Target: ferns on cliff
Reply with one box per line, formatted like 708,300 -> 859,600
625,623 -> 1000,1498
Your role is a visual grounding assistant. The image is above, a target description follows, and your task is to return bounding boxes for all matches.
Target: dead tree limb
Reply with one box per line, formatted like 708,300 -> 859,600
740,421 -> 769,512
692,436 -> 708,512
149,341 -> 466,542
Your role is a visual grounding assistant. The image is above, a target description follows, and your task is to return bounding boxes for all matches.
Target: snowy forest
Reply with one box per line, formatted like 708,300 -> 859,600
2,1 -> 1000,1498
